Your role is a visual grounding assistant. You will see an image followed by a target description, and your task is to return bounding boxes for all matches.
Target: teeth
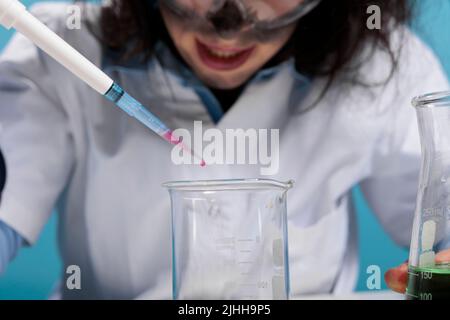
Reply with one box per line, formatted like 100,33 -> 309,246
207,48 -> 240,58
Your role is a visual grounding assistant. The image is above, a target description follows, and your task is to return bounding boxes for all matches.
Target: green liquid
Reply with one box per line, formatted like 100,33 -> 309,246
406,263 -> 450,300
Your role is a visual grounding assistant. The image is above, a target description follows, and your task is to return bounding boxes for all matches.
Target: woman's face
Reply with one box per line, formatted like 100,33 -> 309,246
160,6 -> 297,90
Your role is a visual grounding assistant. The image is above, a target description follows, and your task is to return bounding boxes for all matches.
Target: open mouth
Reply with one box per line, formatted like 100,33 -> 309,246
196,39 -> 255,71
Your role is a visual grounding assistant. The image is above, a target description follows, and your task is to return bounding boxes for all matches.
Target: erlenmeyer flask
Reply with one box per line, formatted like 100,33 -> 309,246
163,179 -> 293,300
408,91 -> 450,300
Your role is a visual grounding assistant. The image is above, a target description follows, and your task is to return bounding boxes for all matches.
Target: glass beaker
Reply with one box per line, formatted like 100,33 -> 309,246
408,92 -> 450,300
163,179 -> 293,300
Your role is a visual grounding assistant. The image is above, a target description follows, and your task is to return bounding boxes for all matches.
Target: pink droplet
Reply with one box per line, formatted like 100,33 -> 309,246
200,160 -> 206,167
163,131 -> 181,145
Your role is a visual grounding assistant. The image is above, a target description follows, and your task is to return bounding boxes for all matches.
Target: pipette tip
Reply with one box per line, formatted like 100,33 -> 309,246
163,131 -> 181,145
163,131 -> 206,167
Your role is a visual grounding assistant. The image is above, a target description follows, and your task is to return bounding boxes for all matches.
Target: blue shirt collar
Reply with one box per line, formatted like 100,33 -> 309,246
103,41 -> 311,123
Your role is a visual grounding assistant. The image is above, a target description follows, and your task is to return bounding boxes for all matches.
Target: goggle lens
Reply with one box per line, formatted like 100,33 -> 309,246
168,0 -> 309,23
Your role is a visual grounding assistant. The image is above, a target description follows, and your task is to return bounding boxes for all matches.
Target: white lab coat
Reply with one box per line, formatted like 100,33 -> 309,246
0,3 -> 448,299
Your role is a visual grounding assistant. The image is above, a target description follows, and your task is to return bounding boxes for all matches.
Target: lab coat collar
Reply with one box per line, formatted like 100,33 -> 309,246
151,42 -> 311,125
102,41 -> 311,128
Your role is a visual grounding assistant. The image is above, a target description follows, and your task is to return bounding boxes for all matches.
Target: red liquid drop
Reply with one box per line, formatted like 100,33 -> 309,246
163,131 -> 181,145
163,131 -> 206,167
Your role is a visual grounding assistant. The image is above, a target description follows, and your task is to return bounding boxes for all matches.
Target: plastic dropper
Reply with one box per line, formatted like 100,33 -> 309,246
0,0 -> 205,166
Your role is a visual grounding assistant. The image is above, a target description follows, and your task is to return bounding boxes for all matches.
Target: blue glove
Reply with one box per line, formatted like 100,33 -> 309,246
0,220 -> 23,275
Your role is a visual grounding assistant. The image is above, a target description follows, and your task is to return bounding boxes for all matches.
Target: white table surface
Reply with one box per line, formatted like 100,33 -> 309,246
297,291 -> 405,300
134,291 -> 405,300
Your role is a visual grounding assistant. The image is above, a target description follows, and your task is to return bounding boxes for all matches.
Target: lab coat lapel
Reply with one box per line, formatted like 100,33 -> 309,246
204,64 -> 300,179
217,64 -> 296,131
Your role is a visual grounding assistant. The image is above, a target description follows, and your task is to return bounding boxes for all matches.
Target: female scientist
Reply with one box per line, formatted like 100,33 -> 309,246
0,0 -> 449,299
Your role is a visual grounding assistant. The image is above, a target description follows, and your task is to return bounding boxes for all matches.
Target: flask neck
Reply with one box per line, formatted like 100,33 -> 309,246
416,107 -> 450,157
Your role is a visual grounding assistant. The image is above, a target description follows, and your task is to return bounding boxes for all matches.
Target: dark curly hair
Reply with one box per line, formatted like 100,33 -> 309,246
93,0 -> 414,98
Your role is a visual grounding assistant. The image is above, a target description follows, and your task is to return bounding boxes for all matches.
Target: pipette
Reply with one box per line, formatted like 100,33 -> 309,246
0,0 -> 205,166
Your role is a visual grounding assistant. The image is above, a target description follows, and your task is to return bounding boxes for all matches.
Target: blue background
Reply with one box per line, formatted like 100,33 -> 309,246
0,0 -> 449,299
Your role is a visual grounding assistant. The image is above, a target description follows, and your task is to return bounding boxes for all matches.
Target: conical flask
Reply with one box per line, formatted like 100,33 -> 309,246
407,91 -> 450,300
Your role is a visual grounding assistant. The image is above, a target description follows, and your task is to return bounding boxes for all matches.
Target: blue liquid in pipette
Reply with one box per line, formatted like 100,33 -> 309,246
104,83 -> 205,166
105,83 -> 170,136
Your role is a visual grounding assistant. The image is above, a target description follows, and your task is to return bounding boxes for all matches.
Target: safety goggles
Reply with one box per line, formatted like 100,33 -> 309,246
159,0 -> 322,40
